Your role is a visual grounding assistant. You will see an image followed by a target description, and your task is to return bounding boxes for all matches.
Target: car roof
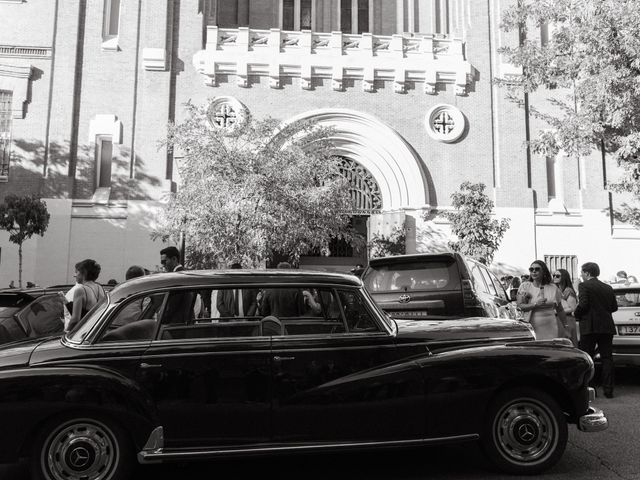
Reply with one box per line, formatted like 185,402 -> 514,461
108,269 -> 362,302
367,252 -> 460,266
611,282 -> 640,290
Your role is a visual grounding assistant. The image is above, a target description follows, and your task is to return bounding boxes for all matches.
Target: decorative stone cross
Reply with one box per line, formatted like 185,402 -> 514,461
433,111 -> 455,135
212,104 -> 237,128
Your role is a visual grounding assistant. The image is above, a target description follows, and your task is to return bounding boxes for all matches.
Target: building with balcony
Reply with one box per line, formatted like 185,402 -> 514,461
0,0 -> 638,285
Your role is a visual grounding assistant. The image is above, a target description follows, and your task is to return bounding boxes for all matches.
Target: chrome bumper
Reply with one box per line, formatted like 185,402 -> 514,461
578,388 -> 608,432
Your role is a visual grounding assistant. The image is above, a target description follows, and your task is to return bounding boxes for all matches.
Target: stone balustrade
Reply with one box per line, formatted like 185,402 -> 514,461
193,26 -> 474,95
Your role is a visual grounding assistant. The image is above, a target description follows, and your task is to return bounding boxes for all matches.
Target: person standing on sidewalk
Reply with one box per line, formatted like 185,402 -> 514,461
574,262 -> 618,398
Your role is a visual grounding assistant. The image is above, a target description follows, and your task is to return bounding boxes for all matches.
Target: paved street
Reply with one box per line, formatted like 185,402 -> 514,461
2,368 -> 639,480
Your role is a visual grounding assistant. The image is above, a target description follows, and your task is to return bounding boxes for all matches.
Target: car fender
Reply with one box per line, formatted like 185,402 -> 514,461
0,365 -> 157,462
412,342 -> 593,437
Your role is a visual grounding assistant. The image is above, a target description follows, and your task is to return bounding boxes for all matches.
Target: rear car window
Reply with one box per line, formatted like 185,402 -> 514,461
363,259 -> 461,293
614,289 -> 640,307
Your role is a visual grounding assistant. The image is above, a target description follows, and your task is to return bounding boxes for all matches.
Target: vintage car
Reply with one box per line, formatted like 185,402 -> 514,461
0,271 -> 606,480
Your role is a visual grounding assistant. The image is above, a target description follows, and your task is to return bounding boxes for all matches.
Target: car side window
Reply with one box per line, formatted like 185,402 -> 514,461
96,293 -> 166,343
487,271 -> 509,301
16,295 -> 64,338
336,289 -> 381,333
279,288 -> 347,336
470,264 -> 489,294
479,267 -> 498,297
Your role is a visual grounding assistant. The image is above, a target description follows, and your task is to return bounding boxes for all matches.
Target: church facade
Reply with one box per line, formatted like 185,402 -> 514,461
0,0 -> 638,286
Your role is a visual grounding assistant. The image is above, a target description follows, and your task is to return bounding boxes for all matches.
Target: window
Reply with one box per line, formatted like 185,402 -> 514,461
479,267 -> 498,297
546,156 -> 556,200
97,293 -> 166,343
545,255 -> 579,282
0,91 -> 11,178
217,0 -> 239,27
103,0 -> 121,38
337,289 -> 380,332
15,295 -> 65,338
282,0 -> 313,31
339,0 -> 369,34
363,259 -> 460,293
469,264 -> 489,295
96,136 -> 113,188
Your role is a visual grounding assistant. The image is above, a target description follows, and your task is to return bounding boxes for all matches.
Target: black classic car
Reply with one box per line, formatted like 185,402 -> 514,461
0,271 -> 606,480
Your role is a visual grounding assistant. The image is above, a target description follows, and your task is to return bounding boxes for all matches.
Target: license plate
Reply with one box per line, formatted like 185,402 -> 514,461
618,325 -> 640,335
388,311 -> 429,318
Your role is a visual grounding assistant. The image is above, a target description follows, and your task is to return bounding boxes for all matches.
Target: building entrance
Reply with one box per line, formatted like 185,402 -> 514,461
299,157 -> 381,273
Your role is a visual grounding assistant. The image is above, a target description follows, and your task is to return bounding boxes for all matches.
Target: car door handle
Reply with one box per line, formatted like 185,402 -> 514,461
273,356 -> 295,362
140,362 -> 163,369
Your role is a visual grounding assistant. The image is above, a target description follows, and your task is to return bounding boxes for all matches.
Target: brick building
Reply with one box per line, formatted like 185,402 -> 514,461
0,0 -> 638,286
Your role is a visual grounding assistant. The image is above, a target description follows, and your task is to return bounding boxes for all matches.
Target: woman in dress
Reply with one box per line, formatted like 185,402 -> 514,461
553,268 -> 578,346
63,259 -> 107,332
517,260 -> 567,340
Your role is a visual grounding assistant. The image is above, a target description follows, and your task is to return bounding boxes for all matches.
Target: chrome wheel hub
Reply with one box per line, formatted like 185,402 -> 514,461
494,399 -> 557,464
43,420 -> 118,480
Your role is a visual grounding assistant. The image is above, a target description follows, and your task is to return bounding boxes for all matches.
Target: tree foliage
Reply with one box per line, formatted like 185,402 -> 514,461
155,100 -> 357,268
441,182 -> 509,265
368,224 -> 406,259
498,0 -> 640,225
0,195 -> 50,287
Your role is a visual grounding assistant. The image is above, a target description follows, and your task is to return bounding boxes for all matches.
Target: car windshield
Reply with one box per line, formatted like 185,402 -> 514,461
65,296 -> 109,344
363,259 -> 460,293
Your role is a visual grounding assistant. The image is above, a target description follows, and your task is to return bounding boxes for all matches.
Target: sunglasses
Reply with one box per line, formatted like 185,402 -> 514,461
552,274 -> 561,278
529,267 -> 541,272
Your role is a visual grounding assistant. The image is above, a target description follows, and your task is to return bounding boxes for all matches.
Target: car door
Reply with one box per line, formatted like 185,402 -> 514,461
270,286 -> 425,444
136,286 -> 272,449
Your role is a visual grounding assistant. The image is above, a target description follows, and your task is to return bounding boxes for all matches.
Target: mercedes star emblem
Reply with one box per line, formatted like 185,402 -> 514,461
399,294 -> 411,303
69,447 -> 90,469
518,424 -> 536,443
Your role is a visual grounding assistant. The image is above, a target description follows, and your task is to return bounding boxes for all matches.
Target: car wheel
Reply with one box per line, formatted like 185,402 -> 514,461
481,387 -> 568,475
30,415 -> 134,480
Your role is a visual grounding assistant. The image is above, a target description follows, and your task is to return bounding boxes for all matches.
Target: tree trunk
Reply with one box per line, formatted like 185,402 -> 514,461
18,242 -> 22,288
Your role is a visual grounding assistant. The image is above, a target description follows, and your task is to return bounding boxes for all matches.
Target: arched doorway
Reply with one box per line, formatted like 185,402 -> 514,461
278,109 -> 430,272
299,156 -> 383,271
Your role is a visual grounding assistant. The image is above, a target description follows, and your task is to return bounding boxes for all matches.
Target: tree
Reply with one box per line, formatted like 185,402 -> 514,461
440,182 -> 510,265
498,0 -> 640,225
0,195 -> 50,287
368,224 -> 406,259
155,99 -> 357,268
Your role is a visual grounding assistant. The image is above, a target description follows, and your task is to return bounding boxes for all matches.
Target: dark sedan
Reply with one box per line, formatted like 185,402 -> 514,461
0,271 -> 606,480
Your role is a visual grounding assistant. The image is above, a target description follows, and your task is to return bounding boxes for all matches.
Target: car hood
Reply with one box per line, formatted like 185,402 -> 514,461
0,336 -> 53,370
393,317 -> 534,347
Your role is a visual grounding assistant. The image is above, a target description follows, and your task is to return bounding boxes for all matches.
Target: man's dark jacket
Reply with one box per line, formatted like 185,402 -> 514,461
217,289 -> 258,317
573,277 -> 618,335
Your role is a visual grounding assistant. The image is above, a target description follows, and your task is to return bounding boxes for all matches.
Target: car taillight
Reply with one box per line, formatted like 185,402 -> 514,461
462,279 -> 481,307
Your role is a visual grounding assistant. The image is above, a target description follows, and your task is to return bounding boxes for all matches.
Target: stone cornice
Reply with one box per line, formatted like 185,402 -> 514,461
193,27 -> 475,95
0,45 -> 52,59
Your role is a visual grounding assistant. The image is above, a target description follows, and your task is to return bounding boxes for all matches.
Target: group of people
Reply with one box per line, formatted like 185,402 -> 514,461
516,260 -> 619,398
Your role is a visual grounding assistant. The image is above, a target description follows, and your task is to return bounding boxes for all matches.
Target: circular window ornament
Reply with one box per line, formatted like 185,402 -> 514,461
206,96 -> 249,134
425,104 -> 466,143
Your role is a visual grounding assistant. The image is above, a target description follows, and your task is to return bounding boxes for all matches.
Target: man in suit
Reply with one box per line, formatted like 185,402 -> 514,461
574,262 -> 618,398
258,262 -> 304,318
217,263 -> 258,319
160,246 -> 184,272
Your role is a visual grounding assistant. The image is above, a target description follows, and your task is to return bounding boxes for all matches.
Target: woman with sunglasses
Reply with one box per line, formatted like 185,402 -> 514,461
516,260 -> 567,339
553,268 -> 578,346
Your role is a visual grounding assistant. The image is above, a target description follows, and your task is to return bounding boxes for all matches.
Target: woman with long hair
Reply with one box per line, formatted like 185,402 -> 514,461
553,268 -> 578,346
517,260 -> 567,340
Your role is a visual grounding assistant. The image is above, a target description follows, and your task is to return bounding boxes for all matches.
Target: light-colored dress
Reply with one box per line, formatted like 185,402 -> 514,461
561,287 -> 578,346
517,282 -> 563,340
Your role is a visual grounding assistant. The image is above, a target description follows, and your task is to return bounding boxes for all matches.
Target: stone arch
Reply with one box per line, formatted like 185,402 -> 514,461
281,109 -> 430,210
